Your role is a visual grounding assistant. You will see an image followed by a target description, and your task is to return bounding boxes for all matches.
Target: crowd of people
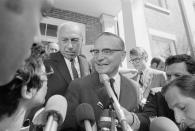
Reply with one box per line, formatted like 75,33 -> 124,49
1,0 -> 195,131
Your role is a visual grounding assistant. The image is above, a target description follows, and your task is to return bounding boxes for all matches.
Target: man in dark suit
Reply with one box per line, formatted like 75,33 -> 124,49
61,32 -> 141,131
136,54 -> 195,131
44,22 -> 91,100
129,47 -> 166,105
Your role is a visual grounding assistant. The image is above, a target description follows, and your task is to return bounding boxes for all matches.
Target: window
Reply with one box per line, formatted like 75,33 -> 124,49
150,36 -> 176,59
149,29 -> 177,59
145,0 -> 170,15
147,0 -> 168,9
40,23 -> 58,37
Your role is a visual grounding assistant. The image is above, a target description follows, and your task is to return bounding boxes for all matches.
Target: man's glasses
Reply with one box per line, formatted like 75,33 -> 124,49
129,57 -> 143,64
90,48 -> 123,56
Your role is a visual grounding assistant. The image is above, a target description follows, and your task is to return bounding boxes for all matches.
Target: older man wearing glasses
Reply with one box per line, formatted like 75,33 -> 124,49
129,47 -> 166,106
62,32 -> 141,131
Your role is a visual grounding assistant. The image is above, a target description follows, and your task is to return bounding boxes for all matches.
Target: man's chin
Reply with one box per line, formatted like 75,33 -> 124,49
62,53 -> 76,59
96,69 -> 107,74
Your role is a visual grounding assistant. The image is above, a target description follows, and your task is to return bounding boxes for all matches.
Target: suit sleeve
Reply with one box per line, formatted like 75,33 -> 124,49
136,92 -> 158,131
60,80 -> 81,131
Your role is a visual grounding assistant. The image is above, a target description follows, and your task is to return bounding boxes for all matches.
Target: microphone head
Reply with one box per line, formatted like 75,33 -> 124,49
99,109 -> 111,129
150,117 -> 179,131
75,103 -> 95,127
99,74 -> 109,83
44,95 -> 67,125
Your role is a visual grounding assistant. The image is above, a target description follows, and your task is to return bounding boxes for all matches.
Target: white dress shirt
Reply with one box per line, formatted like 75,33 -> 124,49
112,73 -> 121,99
64,57 -> 81,80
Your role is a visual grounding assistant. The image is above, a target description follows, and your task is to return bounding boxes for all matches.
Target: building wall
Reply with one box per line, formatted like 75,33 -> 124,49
144,0 -> 189,54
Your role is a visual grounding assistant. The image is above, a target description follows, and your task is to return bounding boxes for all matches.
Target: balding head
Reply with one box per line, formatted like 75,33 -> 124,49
57,22 -> 83,60
57,22 -> 83,39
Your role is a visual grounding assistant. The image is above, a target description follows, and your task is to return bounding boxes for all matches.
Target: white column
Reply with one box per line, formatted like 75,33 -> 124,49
100,14 -> 117,34
120,0 -> 151,67
178,0 -> 195,56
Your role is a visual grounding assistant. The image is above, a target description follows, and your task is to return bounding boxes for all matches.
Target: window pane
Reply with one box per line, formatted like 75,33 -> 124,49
150,36 -> 176,59
40,23 -> 46,35
147,0 -> 168,9
46,24 -> 58,37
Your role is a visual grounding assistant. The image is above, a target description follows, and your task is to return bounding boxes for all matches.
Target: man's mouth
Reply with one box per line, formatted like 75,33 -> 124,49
63,51 -> 76,55
96,63 -> 109,66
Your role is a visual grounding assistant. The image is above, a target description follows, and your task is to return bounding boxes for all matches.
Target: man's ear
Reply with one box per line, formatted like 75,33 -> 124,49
21,86 -> 37,100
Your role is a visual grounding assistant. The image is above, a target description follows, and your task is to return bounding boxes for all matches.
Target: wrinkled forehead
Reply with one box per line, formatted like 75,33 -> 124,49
165,63 -> 189,75
130,55 -> 140,59
94,35 -> 122,49
58,24 -> 83,37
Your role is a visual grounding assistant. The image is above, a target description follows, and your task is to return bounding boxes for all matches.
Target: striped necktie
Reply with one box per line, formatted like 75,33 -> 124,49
139,71 -> 143,87
70,59 -> 78,79
109,78 -> 118,99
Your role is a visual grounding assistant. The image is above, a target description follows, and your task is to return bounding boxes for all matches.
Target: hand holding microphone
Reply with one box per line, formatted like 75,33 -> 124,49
76,103 -> 97,131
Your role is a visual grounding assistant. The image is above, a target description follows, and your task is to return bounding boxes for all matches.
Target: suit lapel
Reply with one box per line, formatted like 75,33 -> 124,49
51,52 -> 72,84
119,75 -> 133,110
78,55 -> 90,77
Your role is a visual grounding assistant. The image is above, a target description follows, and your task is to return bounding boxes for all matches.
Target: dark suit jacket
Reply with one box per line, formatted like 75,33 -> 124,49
61,72 -> 140,131
27,52 -> 91,121
136,91 -> 175,131
44,52 -> 91,100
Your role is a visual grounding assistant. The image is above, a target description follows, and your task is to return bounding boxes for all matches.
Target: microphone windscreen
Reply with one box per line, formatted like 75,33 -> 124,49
150,117 -> 179,131
45,95 -> 67,125
75,103 -> 95,127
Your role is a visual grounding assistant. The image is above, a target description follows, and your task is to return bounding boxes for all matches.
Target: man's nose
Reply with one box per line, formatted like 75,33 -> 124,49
96,52 -> 105,61
67,41 -> 73,48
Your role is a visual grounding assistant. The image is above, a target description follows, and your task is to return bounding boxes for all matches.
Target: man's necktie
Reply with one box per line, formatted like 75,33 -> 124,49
70,59 -> 79,79
109,78 -> 118,99
139,71 -> 143,87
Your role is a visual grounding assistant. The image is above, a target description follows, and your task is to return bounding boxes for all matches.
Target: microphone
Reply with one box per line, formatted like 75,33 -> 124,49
44,95 -> 67,131
76,103 -> 96,131
150,117 -> 179,131
99,109 -> 111,130
100,74 -> 133,131
99,109 -> 118,131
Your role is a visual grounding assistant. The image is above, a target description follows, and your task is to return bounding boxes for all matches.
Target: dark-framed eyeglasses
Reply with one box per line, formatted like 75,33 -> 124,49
129,57 -> 143,64
90,48 -> 123,56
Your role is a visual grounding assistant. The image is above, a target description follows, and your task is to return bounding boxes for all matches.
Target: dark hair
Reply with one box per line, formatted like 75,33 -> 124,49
162,75 -> 195,99
0,43 -> 45,119
165,54 -> 195,74
129,47 -> 148,61
151,57 -> 164,67
96,32 -> 125,50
